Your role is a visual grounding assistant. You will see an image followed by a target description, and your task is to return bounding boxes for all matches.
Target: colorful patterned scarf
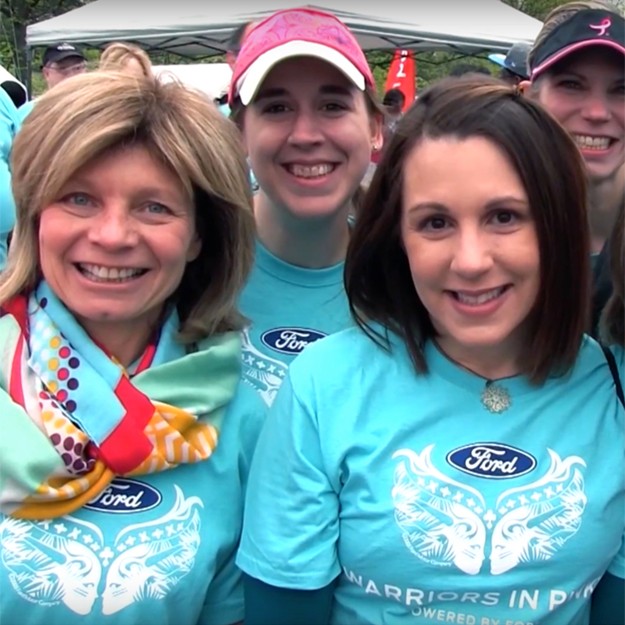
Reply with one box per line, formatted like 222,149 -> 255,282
0,282 -> 241,520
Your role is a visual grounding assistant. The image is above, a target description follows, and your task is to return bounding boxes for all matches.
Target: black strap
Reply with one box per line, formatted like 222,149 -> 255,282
602,344 -> 625,409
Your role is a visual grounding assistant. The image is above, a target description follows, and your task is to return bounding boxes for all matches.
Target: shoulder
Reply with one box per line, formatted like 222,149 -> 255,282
222,378 -> 267,453
226,378 -> 267,422
17,100 -> 35,124
561,335 -> 623,396
573,335 -> 614,372
288,325 -> 393,384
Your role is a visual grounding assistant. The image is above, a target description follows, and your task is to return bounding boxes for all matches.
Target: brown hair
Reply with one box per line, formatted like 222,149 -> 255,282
600,204 -> 624,346
99,42 -> 152,77
346,75 -> 590,384
5,71 -> 255,343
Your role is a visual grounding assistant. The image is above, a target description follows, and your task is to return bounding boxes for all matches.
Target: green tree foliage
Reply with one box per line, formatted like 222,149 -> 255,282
1,0 -> 85,82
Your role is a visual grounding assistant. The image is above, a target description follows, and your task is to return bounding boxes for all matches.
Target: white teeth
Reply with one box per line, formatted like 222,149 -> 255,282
288,163 -> 335,178
573,135 -> 611,150
455,287 -> 505,306
79,263 -> 144,282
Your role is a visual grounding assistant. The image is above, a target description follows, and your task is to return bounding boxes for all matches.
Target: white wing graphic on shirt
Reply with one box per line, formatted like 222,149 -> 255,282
101,486 -> 203,615
241,328 -> 287,406
0,515 -> 103,615
392,445 -> 487,575
489,448 -> 586,575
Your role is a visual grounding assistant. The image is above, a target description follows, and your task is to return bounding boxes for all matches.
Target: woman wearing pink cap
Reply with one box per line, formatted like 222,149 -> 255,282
522,1 -> 624,333
228,8 -> 383,408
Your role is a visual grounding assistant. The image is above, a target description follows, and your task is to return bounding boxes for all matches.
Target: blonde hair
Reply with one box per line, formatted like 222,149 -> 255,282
5,71 -> 255,342
529,0 -> 624,70
99,42 -> 152,77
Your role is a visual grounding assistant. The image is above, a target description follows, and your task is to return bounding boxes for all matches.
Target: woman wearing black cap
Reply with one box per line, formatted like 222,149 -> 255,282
522,1 -> 624,338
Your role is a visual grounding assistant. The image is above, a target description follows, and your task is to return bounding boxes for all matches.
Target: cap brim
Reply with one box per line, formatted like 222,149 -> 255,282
236,40 -> 366,105
488,53 -> 506,68
49,51 -> 85,65
532,39 -> 625,78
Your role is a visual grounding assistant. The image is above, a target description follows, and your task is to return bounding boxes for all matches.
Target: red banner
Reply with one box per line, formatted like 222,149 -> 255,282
384,49 -> 416,111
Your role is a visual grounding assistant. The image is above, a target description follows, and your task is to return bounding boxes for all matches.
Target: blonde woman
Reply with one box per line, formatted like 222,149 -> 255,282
0,72 -> 264,624
99,41 -> 152,77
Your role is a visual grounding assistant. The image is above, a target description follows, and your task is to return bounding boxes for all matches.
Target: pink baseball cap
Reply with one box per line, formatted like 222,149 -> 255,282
229,7 -> 374,106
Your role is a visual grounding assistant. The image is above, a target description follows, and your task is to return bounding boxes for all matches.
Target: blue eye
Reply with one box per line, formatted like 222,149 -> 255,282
66,193 -> 92,206
145,203 -> 170,214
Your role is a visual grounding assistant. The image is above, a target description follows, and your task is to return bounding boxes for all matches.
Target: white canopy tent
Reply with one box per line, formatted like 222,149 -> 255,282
152,63 -> 232,99
26,0 -> 542,57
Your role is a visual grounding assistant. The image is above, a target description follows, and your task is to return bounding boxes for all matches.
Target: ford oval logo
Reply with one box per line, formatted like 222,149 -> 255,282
447,443 -> 536,479
261,327 -> 327,355
84,478 -> 162,514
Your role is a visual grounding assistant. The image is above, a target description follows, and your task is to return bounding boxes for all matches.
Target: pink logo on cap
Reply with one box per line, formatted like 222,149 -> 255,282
230,8 -> 373,103
589,17 -> 611,36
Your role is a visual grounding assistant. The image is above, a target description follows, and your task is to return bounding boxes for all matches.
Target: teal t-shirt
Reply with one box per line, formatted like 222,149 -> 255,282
238,327 -> 625,625
17,98 -> 35,123
238,240 -> 351,406
0,89 -> 19,270
0,379 -> 265,625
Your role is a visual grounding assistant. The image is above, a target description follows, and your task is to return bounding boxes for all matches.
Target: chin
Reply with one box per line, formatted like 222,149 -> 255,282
586,161 -> 623,184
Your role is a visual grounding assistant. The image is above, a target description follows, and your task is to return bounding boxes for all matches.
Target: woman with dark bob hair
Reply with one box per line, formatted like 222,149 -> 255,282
0,71 -> 265,624
237,76 -> 625,625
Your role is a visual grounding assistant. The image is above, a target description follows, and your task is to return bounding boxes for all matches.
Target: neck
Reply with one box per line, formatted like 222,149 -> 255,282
435,336 -> 525,381
588,169 -> 624,253
254,192 -> 350,268
79,318 -> 157,368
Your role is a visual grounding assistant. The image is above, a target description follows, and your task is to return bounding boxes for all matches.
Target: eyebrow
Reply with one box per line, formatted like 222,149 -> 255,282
406,196 -> 529,215
254,83 -> 356,103
62,178 -> 188,203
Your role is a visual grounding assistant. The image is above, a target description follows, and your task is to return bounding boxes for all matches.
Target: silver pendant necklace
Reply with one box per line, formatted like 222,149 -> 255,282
481,381 -> 512,414
433,341 -> 515,414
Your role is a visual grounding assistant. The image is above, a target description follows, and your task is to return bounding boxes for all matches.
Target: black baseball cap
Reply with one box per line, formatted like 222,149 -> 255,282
531,9 -> 625,78
42,42 -> 85,68
489,41 -> 531,79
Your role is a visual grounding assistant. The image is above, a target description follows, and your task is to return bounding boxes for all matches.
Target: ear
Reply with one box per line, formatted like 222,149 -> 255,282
518,80 -> 532,97
186,233 -> 202,263
370,111 -> 384,152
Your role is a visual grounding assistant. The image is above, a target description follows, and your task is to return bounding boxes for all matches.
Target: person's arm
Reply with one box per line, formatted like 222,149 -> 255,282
590,572 -> 625,625
244,574 -> 336,625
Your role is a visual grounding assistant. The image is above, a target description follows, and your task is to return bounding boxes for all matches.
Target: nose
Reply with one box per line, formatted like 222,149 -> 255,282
449,228 -> 494,278
581,91 -> 611,123
87,206 -> 138,249
287,109 -> 323,147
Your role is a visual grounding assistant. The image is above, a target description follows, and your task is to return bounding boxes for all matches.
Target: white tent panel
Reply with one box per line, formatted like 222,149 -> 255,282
152,63 -> 232,99
27,0 -> 542,55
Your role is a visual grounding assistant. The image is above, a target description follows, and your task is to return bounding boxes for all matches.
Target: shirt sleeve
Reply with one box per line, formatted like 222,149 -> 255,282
607,345 -> 625,579
607,534 -> 625,579
198,383 -> 267,625
236,371 -> 341,590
